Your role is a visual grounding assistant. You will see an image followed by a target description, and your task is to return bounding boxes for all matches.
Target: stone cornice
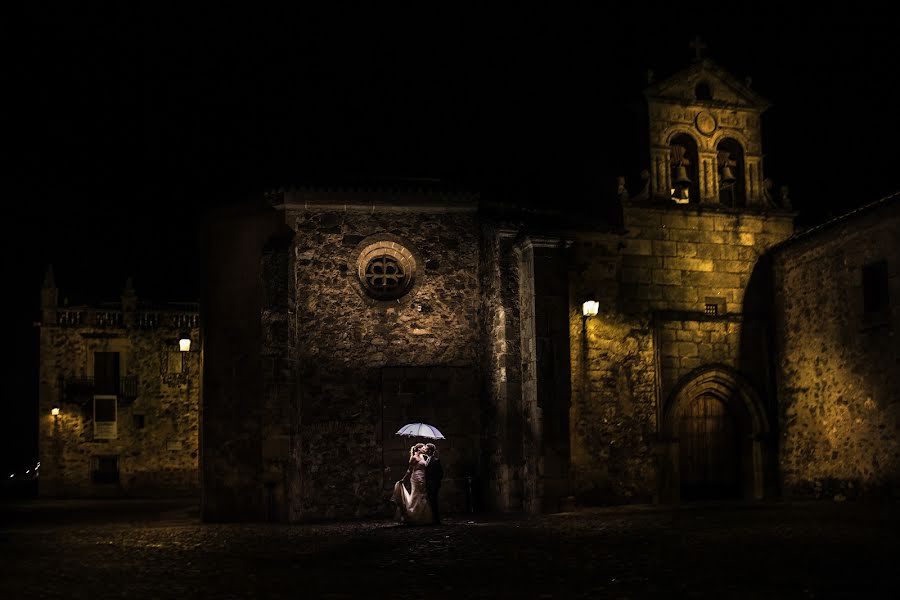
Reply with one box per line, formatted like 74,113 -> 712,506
622,201 -> 797,220
269,187 -> 478,213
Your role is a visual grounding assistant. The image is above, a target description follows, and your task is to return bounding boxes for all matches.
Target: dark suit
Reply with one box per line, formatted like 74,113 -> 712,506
424,456 -> 443,524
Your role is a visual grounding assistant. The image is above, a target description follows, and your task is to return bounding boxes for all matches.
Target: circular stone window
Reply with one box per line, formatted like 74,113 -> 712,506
363,254 -> 406,299
352,234 -> 421,304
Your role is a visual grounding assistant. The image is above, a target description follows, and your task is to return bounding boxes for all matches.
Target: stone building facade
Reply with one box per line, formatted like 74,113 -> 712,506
772,193 -> 900,499
200,59 -> 831,522
37,270 -> 201,497
34,57 -> 897,514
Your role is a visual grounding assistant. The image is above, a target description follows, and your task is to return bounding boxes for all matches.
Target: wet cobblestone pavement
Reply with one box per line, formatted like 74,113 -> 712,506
1,499 -> 898,599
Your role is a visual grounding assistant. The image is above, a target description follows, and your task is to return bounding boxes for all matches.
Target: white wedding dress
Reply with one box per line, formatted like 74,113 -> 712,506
391,455 -> 432,525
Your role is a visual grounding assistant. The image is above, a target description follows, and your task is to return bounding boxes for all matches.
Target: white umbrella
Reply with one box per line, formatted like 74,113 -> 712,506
395,422 -> 445,439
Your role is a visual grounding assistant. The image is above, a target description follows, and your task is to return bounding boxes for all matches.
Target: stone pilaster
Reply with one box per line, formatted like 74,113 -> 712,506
699,152 -> 719,203
515,235 -> 573,514
480,227 -> 524,512
745,157 -> 763,206
650,146 -> 671,199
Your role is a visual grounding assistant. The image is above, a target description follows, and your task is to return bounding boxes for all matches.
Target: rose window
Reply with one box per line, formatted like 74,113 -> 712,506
364,255 -> 407,299
353,236 -> 418,303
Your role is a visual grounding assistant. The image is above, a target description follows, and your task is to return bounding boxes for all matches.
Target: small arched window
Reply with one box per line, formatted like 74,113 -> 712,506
716,138 -> 746,207
670,133 -> 700,204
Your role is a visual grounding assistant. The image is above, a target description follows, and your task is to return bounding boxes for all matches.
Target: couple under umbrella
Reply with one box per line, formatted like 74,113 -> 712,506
391,422 -> 444,525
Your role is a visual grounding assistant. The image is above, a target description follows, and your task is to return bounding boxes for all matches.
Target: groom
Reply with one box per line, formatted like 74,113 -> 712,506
423,443 -> 443,525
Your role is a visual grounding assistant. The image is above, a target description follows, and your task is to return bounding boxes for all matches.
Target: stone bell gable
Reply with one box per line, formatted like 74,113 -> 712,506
642,58 -> 771,207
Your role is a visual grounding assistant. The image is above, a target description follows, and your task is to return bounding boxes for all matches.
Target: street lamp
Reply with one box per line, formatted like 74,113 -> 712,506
582,298 -> 599,318
51,407 -> 60,416
178,332 -> 192,352
178,331 -> 192,371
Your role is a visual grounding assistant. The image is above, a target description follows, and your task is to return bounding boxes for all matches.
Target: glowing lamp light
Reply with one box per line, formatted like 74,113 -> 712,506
178,334 -> 192,352
51,407 -> 60,416
582,300 -> 599,318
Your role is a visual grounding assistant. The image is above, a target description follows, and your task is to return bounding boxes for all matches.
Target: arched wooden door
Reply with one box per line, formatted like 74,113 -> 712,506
677,393 -> 741,500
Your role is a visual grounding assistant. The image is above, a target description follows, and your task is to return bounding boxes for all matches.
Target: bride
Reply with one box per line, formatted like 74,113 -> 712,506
391,443 -> 433,525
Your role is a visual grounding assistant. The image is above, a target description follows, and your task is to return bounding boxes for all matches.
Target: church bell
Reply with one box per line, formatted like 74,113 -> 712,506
672,185 -> 690,202
720,165 -> 736,186
673,165 -> 691,186
718,151 -> 737,186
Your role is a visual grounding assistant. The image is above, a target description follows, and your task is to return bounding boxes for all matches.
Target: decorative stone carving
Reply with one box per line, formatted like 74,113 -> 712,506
695,111 -> 717,136
762,178 -> 775,207
617,176 -> 629,204
363,255 -> 407,299
779,186 -> 792,210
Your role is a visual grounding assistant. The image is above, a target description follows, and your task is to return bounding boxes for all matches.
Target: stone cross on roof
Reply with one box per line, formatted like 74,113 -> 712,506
689,36 -> 707,61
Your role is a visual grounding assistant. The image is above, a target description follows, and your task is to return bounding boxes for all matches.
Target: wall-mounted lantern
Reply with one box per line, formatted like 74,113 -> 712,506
51,407 -> 60,416
582,298 -> 599,318
178,332 -> 192,353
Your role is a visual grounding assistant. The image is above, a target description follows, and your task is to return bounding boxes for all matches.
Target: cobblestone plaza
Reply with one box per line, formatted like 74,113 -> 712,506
2,500 -> 897,598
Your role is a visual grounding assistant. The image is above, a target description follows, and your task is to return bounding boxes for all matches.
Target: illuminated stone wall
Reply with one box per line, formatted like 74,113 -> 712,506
282,199 -> 483,520
773,197 -> 900,499
569,205 -> 793,503
37,287 -> 201,498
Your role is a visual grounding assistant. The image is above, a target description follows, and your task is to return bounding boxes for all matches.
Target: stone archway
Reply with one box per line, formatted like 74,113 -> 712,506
659,365 -> 771,502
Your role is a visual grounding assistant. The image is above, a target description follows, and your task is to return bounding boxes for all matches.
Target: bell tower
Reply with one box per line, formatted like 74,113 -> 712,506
641,44 -> 771,208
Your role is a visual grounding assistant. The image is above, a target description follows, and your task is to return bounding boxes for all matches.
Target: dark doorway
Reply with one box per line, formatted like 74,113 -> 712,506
677,394 -> 741,500
91,455 -> 119,484
381,366 -> 480,513
94,352 -> 120,395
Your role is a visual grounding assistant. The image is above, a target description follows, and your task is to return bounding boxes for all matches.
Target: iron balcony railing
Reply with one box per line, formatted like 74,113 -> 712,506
59,376 -> 139,406
54,309 -> 199,329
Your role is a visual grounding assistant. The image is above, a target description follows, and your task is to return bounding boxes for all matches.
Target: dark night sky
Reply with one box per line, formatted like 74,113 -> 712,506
4,3 -> 899,471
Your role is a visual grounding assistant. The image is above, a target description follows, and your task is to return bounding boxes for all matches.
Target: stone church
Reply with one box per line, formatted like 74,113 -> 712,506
37,57 -> 898,515
201,57 -> 816,523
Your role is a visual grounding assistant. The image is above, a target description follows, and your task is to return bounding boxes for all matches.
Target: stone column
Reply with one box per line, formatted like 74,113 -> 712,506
650,146 -> 672,200
482,228 -> 525,512
699,152 -> 719,203
516,236 -> 574,514
745,157 -> 763,206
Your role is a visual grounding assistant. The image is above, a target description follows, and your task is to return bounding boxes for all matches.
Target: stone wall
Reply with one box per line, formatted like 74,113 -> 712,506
619,206 -> 794,315
38,303 -> 201,498
284,205 -> 482,519
569,205 -> 793,503
569,235 -> 658,503
773,198 -> 900,499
